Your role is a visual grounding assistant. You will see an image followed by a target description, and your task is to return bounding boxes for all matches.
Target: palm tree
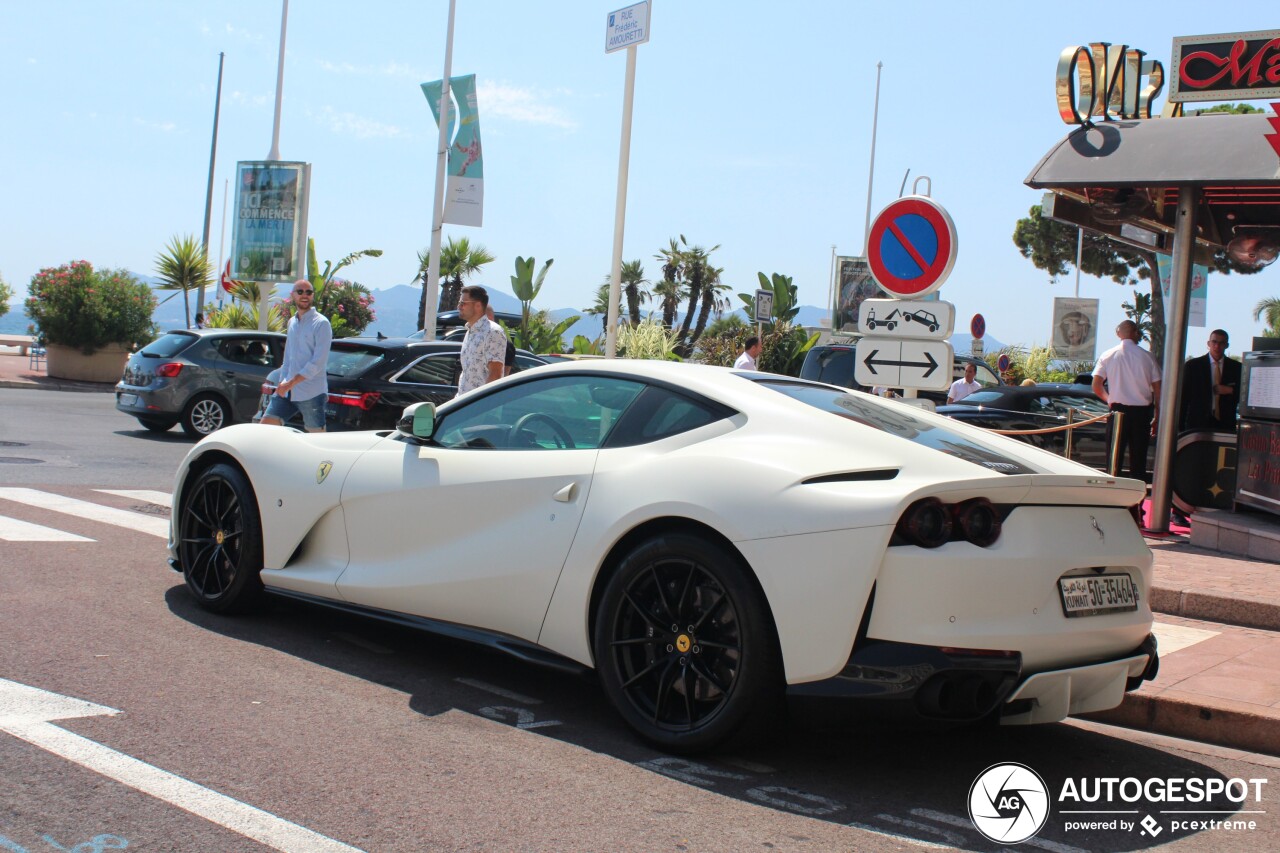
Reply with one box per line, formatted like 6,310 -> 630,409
415,237 -> 495,329
155,234 -> 212,328
620,259 -> 649,326
675,237 -> 720,351
653,238 -> 686,329
1255,296 -> 1280,338
585,282 -> 612,334
689,266 -> 730,348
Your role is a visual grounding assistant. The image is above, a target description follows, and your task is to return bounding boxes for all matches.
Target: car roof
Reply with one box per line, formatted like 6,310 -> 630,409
162,328 -> 285,339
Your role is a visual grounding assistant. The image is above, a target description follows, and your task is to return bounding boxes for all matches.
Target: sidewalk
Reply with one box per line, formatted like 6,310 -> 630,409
3,348 -> 1279,755
0,346 -> 115,392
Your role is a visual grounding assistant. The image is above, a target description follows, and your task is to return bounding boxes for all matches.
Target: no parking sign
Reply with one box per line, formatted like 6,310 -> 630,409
866,196 -> 958,299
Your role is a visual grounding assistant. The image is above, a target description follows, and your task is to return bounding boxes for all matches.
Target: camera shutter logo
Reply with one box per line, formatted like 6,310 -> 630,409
969,763 -> 1050,844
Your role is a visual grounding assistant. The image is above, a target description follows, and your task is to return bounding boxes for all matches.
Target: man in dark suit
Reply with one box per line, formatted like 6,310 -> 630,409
1179,329 -> 1241,432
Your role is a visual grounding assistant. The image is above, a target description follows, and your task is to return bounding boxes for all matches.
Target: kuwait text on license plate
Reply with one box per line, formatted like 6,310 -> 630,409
1058,573 -> 1137,618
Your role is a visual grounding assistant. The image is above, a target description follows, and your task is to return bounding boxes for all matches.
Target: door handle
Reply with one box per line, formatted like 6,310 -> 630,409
553,483 -> 577,503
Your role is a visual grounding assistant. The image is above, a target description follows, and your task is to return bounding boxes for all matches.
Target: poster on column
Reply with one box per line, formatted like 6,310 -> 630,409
421,74 -> 484,227
1051,296 -> 1099,360
1155,254 -> 1209,327
230,161 -> 312,283
834,256 -> 883,333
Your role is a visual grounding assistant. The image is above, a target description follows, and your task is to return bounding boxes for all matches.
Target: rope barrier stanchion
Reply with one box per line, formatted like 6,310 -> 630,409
1065,406 -> 1076,461
1109,410 -> 1124,476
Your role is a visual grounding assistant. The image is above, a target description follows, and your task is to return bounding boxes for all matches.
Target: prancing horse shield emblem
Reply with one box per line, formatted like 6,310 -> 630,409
316,461 -> 333,484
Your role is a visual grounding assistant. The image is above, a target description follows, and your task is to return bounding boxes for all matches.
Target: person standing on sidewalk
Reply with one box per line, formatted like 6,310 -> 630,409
455,285 -> 508,397
1092,320 -> 1161,481
733,336 -> 762,370
1179,329 -> 1241,432
261,279 -> 332,432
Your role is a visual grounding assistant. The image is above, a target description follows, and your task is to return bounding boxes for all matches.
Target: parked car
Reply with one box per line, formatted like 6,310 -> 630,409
256,337 -> 548,431
937,383 -> 1155,479
407,309 -> 524,342
800,343 -> 1002,404
172,361 -> 1156,752
115,329 -> 284,437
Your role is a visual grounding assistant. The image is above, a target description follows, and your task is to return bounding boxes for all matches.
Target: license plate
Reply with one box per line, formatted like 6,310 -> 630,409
119,393 -> 139,407
1058,573 -> 1137,618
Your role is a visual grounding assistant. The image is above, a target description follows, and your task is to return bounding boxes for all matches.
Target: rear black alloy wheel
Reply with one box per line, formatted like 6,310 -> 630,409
594,533 -> 781,752
182,394 -> 230,437
178,463 -> 264,614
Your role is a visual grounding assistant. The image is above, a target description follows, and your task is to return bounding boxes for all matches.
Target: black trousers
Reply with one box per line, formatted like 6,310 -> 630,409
1110,403 -> 1153,482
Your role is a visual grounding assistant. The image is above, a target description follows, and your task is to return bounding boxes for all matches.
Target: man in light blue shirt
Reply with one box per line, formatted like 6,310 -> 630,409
262,279 -> 333,432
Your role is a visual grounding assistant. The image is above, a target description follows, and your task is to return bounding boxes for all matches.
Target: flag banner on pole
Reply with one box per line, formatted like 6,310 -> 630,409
421,74 -> 484,227
219,260 -> 235,297
1155,253 -> 1209,328
230,161 -> 312,282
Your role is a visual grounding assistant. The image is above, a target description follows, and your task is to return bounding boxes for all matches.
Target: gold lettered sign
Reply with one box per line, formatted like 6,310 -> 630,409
1056,42 -> 1164,125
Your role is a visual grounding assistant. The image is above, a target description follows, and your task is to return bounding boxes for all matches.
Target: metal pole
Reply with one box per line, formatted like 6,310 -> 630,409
1148,187 -> 1200,533
1109,411 -> 1124,475
1065,407 -> 1075,461
827,245 -> 837,330
1074,227 -> 1083,298
197,51 -> 225,318
861,62 -> 883,255
215,178 -> 228,305
605,44 -> 638,359
259,0 -> 289,331
267,0 -> 288,161
423,0 -> 457,342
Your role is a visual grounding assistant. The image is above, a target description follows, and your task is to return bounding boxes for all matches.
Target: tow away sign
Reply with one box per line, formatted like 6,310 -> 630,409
857,298 -> 955,339
854,339 -> 954,391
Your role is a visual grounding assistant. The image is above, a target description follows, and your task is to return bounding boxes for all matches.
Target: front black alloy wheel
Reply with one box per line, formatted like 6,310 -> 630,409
594,533 -> 782,752
178,463 -> 264,614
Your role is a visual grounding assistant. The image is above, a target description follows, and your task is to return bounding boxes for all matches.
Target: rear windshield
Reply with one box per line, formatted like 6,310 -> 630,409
755,379 -> 1035,475
139,332 -> 198,358
327,345 -> 386,378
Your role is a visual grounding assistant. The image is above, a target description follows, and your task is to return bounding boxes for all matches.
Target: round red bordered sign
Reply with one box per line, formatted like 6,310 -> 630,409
997,353 -> 1010,373
866,196 -> 958,298
970,313 -> 986,340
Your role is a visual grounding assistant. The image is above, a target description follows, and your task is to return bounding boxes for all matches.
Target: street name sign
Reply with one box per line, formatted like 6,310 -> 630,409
857,298 -> 955,339
866,195 -> 958,298
855,339 -> 955,391
606,2 -> 651,53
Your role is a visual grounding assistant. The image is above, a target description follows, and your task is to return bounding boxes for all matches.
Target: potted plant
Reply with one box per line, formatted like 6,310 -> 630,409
25,261 -> 157,382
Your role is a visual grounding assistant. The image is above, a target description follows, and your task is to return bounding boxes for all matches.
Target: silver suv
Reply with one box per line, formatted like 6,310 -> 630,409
115,329 -> 284,437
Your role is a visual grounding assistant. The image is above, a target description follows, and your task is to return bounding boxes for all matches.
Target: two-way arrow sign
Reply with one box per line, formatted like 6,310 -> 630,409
854,340 -> 954,391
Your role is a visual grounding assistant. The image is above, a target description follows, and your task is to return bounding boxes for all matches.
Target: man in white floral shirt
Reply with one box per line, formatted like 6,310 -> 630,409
455,285 -> 509,397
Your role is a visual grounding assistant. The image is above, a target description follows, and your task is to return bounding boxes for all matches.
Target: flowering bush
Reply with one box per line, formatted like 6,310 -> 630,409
25,261 -> 157,354
312,278 -> 376,338
0,272 -> 13,320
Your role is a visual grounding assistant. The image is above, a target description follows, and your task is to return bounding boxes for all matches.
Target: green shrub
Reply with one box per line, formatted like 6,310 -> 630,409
0,272 -> 12,320
25,261 -> 157,354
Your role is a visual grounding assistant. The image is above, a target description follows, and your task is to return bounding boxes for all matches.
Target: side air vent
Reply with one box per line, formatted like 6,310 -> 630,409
803,469 -> 900,485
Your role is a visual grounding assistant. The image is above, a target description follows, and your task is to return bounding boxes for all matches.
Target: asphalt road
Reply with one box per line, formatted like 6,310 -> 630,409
1,390 -> 1276,851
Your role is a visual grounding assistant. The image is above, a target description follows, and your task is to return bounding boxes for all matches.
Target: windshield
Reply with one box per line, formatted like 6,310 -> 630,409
950,390 -> 1006,406
755,379 -> 1035,475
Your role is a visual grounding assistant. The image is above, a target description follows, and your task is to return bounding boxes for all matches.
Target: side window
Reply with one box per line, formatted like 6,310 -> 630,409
1028,396 -> 1053,415
397,354 -> 460,386
218,338 -> 269,366
973,361 -> 1001,387
434,376 -> 645,450
607,386 -> 732,447
514,354 -> 544,374
1050,395 -> 1108,417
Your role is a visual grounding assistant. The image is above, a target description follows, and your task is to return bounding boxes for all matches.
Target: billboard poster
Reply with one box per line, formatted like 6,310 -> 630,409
1155,253 -> 1209,327
421,73 -> 484,227
1051,296 -> 1100,360
834,256 -> 883,333
230,161 -> 311,284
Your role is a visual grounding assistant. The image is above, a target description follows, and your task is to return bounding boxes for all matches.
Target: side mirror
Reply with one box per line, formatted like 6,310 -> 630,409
397,401 -> 436,440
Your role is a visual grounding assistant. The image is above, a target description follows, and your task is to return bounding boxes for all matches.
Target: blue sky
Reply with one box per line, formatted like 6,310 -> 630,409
1,1 -> 1276,355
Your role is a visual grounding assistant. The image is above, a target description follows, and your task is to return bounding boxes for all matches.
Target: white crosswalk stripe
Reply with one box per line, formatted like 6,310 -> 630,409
95,489 -> 172,507
0,488 -> 170,539
0,514 -> 95,542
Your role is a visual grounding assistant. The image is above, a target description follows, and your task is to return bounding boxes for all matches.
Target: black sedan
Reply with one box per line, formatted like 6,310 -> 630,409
259,337 -> 547,431
936,383 -> 1117,473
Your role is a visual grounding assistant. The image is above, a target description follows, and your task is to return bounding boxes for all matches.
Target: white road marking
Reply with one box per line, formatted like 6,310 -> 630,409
1152,621 -> 1220,655
455,677 -> 541,705
96,489 -> 172,507
0,514 -> 94,542
0,677 -> 362,853
0,488 -> 169,539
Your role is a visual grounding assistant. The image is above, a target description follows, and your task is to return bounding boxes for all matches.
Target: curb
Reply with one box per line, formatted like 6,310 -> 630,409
1151,585 -> 1280,633
0,378 -> 115,393
1082,691 -> 1280,757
